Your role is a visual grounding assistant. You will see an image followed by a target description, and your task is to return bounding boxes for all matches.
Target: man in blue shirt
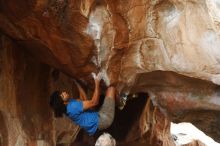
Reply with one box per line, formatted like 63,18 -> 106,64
49,73 -> 116,135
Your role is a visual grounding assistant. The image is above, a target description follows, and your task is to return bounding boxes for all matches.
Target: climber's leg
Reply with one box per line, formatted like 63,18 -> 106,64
98,86 -> 116,130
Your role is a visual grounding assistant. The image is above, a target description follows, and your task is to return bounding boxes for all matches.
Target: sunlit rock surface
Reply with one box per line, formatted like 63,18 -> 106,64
1,0 -> 220,145
171,122 -> 220,146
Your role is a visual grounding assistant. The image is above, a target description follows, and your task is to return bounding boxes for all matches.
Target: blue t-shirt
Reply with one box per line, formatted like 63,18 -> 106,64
66,99 -> 99,135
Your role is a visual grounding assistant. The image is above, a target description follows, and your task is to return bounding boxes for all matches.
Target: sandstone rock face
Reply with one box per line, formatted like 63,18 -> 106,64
0,35 -> 53,146
1,0 -> 220,145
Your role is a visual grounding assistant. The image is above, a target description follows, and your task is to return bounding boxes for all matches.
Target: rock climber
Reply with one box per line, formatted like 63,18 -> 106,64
49,73 -> 116,136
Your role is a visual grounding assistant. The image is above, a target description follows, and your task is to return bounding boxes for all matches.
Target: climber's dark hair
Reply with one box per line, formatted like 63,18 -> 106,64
49,90 -> 67,117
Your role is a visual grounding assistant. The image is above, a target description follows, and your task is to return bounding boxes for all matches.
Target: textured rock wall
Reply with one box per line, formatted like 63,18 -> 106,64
130,71 -> 220,141
0,35 -> 53,146
1,0 -> 220,85
1,0 -> 220,89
